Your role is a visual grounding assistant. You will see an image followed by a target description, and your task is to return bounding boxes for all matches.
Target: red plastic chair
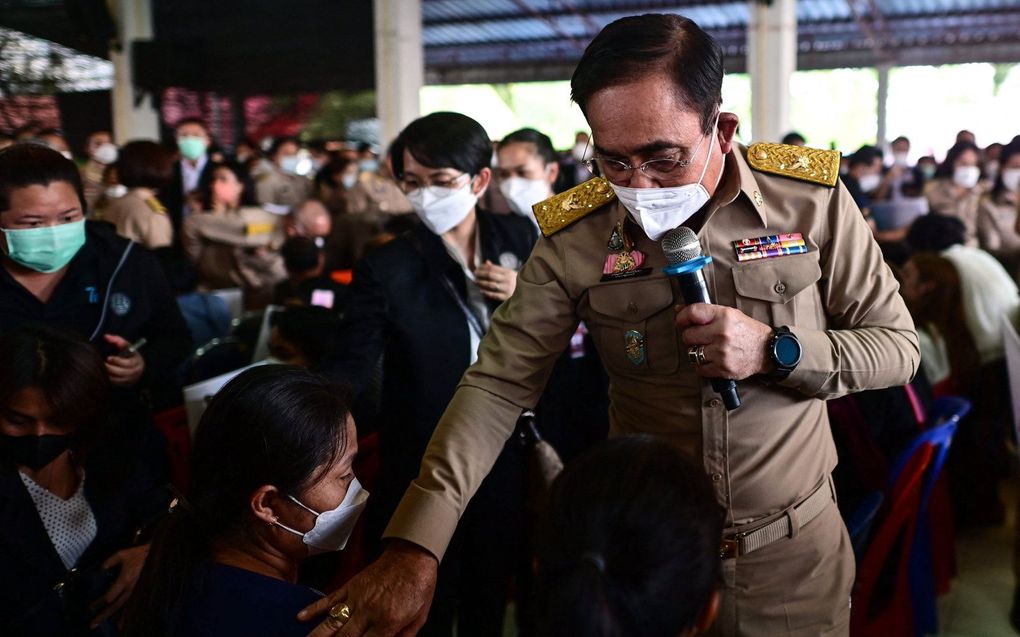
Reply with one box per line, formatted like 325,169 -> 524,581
851,444 -> 935,637
152,405 -> 192,493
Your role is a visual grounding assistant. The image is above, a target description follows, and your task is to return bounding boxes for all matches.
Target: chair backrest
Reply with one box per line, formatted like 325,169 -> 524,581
852,443 -> 935,636
888,397 -> 969,507
1003,315 -> 1020,451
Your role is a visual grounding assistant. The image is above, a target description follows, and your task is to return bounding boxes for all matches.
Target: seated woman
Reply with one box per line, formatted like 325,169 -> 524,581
94,140 -> 175,249
0,325 -> 168,636
924,141 -> 985,245
181,160 -> 287,309
122,365 -> 366,637
537,435 -> 722,637
978,141 -> 1020,276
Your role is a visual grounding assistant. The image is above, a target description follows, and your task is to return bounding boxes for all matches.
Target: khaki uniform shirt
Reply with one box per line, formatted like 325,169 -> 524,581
80,160 -> 106,212
347,173 -> 413,215
255,169 -> 312,212
95,191 -> 173,250
385,145 -> 919,560
182,207 -> 287,306
924,178 -> 985,246
977,193 -> 1020,270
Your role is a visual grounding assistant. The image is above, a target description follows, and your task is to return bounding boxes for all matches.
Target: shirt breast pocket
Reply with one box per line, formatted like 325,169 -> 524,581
731,252 -> 825,329
586,277 -> 680,375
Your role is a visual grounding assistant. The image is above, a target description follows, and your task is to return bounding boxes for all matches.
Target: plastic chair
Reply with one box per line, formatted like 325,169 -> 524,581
888,397 -> 970,636
183,336 -> 251,384
851,444 -> 934,637
152,405 -> 191,493
847,491 -> 884,561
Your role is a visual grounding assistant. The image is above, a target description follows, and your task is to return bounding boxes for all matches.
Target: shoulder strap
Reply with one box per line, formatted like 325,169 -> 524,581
746,143 -> 841,187
533,177 -> 616,238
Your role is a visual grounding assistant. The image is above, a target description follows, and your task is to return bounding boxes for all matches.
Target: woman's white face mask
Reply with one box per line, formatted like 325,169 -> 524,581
274,478 -> 369,556
407,179 -> 479,235
499,174 -> 550,222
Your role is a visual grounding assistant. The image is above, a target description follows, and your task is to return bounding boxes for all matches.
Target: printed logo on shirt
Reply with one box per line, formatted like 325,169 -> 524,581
110,293 -> 132,316
498,252 -> 521,271
85,286 -> 99,304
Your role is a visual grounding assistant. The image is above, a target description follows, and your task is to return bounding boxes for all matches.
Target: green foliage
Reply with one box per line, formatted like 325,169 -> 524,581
301,90 -> 376,140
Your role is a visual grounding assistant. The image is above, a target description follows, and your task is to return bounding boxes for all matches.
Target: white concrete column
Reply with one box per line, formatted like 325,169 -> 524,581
108,0 -> 160,142
747,0 -> 797,144
876,63 -> 890,151
374,0 -> 424,149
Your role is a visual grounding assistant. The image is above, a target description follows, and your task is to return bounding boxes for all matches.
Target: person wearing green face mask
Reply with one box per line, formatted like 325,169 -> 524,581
166,118 -> 216,242
0,143 -> 191,399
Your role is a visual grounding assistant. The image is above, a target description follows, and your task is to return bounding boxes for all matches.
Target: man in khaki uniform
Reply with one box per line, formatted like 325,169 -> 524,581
303,14 -> 918,637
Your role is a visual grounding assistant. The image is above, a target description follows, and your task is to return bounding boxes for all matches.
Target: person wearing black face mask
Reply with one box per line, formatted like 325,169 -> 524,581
0,325 -> 171,636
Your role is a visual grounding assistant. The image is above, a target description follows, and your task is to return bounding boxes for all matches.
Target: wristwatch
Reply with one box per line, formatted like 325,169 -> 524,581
768,326 -> 802,381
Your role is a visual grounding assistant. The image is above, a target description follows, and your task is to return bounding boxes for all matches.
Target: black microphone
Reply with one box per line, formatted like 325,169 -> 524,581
662,227 -> 741,411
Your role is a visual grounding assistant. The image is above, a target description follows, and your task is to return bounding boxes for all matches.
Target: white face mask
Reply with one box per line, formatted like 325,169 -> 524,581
92,142 -> 118,165
609,117 -> 718,242
279,155 -> 301,175
341,173 -> 358,190
274,477 -> 369,555
1002,168 -> 1020,194
953,165 -> 981,189
407,180 -> 478,235
499,176 -> 550,221
105,184 -> 128,199
858,173 -> 882,193
893,152 -> 910,167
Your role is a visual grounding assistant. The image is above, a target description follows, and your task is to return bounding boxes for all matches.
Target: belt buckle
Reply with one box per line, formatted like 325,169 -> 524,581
719,537 -> 741,560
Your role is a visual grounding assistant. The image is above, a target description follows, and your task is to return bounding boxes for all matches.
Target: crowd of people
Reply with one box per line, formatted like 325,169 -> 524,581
0,11 -> 1019,637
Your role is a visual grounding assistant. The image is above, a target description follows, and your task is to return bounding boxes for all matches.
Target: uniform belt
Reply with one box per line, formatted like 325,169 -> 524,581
719,475 -> 835,560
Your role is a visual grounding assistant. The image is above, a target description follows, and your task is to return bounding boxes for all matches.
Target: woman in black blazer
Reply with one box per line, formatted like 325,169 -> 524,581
0,325 -> 168,636
322,112 -> 536,636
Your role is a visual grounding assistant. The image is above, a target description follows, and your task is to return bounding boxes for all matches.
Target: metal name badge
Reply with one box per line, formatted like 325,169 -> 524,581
624,330 -> 646,366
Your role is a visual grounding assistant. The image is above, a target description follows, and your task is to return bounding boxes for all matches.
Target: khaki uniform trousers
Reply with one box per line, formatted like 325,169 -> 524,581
708,499 -> 855,637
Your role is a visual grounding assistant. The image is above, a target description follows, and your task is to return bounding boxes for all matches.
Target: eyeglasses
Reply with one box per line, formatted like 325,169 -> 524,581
583,153 -> 697,183
582,123 -> 715,184
399,172 -> 471,194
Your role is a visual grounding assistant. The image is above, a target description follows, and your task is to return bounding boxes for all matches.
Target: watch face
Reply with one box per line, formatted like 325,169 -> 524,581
775,335 -> 801,366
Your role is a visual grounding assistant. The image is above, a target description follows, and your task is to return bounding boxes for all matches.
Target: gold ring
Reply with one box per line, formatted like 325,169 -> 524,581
328,603 -> 351,626
687,345 -> 708,366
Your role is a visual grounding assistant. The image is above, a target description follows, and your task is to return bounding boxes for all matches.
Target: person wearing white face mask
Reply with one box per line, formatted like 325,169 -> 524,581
924,141 -> 985,246
121,365 -> 365,637
256,137 -> 313,213
977,141 -> 1020,276
305,15 -> 918,637
80,130 -> 117,210
496,128 -> 561,229
319,111 -> 537,637
841,146 -> 883,213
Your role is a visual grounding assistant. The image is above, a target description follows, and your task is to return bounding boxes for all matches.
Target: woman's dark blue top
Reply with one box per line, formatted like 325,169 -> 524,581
175,562 -> 324,637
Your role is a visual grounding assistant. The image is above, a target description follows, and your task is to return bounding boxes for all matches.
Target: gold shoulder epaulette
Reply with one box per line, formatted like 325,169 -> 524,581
145,198 -> 167,214
746,143 -> 841,187
533,177 -> 616,238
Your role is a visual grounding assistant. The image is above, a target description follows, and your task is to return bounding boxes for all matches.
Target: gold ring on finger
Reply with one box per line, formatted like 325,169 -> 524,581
328,602 -> 351,626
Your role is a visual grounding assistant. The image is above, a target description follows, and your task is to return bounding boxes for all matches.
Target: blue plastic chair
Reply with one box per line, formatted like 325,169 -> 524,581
888,395 -> 971,636
847,491 -> 885,561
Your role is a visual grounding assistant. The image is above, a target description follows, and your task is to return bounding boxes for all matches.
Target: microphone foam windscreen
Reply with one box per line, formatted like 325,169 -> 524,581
661,227 -> 702,265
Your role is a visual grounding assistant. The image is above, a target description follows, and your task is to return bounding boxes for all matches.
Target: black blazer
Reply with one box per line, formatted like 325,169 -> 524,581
322,210 -> 536,516
164,158 -> 215,242
0,446 -> 170,636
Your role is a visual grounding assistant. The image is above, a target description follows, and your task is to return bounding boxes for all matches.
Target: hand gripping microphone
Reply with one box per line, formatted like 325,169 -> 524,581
662,227 -> 741,411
